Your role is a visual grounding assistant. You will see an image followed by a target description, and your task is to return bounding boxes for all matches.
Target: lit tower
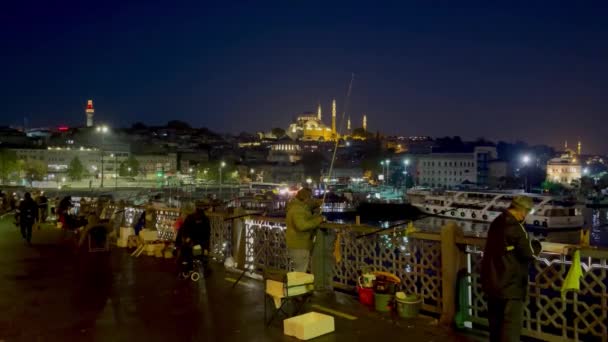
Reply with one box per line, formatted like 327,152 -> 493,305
317,103 -> 322,121
347,116 -> 351,131
363,114 -> 367,131
577,141 -> 582,155
86,100 -> 95,127
331,99 -> 337,134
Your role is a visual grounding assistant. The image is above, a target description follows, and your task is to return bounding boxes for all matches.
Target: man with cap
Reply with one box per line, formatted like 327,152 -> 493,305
286,188 -> 325,272
481,195 -> 542,342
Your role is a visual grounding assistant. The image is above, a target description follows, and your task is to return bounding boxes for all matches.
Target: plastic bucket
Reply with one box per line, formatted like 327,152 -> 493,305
395,294 -> 421,319
374,293 -> 393,312
357,286 -> 374,306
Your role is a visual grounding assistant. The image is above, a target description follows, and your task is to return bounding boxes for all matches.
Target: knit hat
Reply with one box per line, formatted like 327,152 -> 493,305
296,188 -> 312,201
511,196 -> 534,212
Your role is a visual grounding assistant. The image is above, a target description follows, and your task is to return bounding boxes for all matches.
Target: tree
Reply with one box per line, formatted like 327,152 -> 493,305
542,181 -> 567,195
352,127 -> 372,139
119,156 -> 140,177
597,173 -> 608,189
579,176 -> 596,194
23,160 -> 47,185
271,127 -> 286,139
0,149 -> 18,184
67,157 -> 86,181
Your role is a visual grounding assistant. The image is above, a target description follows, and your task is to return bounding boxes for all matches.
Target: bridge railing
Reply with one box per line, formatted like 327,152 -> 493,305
462,239 -> 608,342
110,205 -> 607,342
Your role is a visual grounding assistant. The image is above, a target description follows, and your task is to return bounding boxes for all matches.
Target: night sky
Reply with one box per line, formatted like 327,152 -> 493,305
2,1 -> 607,153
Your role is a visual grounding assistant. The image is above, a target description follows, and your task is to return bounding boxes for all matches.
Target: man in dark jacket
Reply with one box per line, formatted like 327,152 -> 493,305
175,207 -> 211,275
18,192 -> 39,244
481,196 -> 542,342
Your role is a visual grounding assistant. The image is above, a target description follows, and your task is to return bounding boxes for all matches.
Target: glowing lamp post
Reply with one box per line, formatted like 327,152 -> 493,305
95,125 -> 109,188
219,161 -> 226,197
403,159 -> 411,192
521,154 -> 532,192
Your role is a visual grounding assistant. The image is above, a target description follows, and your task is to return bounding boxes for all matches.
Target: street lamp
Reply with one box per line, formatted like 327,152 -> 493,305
95,125 -> 109,188
219,161 -> 226,197
306,178 -> 312,186
521,154 -> 531,192
385,159 -> 391,184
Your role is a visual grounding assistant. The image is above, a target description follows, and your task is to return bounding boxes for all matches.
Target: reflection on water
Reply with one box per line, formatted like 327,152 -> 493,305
354,208 -> 608,248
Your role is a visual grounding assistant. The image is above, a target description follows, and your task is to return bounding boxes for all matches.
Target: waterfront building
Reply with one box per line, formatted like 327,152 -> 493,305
133,153 -> 178,179
546,153 -> 582,186
268,140 -> 301,164
416,146 -> 503,188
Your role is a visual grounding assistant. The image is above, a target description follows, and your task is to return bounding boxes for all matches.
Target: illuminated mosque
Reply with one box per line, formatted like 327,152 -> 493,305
286,99 -> 368,141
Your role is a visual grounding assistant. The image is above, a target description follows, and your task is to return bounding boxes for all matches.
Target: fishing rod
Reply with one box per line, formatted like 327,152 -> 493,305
232,75 -> 356,288
355,207 -> 460,239
355,196 -> 495,239
311,74 -> 355,248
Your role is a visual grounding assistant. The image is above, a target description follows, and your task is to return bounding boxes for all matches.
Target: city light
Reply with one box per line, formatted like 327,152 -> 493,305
522,154 -> 531,165
220,161 -> 226,168
306,178 -> 312,185
583,167 -> 589,175
403,159 -> 410,166
95,125 -> 109,133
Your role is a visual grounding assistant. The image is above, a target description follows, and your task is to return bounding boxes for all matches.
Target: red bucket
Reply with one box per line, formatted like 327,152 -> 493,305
357,286 -> 374,306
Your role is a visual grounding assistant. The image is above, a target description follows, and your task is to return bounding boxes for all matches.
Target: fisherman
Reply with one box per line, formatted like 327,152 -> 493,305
481,196 -> 542,342
175,205 -> 211,276
285,188 -> 325,272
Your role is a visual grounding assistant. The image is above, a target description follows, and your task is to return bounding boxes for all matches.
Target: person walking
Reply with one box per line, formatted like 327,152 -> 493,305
38,191 -> 48,222
481,196 -> 542,342
18,192 -> 39,244
285,188 -> 324,272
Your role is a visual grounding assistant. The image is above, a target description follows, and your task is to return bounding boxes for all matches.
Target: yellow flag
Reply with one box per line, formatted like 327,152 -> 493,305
561,249 -> 583,299
405,222 -> 418,236
333,232 -> 342,263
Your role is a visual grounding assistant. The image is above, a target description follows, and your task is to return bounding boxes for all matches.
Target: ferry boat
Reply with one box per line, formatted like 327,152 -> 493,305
407,189 -> 584,229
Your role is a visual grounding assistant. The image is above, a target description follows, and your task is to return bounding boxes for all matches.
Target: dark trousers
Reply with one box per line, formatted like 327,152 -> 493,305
20,221 -> 33,243
487,298 -> 524,342
178,246 -> 194,273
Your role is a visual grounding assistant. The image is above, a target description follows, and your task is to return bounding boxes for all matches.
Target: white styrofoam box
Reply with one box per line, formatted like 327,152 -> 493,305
283,312 -> 335,340
116,239 -> 128,248
120,227 -> 135,239
139,229 -> 158,241
287,272 -> 314,286
286,272 -> 314,296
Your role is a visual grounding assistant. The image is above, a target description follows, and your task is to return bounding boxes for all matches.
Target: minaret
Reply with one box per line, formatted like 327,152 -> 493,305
564,140 -> 568,150
362,114 -> 367,131
317,103 -> 322,121
577,141 -> 582,155
331,99 -> 337,134
86,100 -> 94,127
347,116 -> 351,131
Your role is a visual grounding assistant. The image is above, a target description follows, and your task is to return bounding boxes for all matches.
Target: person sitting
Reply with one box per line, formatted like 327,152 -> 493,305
175,207 -> 211,275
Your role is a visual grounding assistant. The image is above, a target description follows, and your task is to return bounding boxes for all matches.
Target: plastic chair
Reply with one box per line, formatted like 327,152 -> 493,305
263,268 -> 314,327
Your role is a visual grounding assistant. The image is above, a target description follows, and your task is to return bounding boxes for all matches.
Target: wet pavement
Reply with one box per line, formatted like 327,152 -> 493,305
0,216 -> 480,342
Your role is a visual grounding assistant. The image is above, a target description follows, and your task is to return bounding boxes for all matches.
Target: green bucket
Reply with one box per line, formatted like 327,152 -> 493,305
395,294 -> 421,319
374,292 -> 393,312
